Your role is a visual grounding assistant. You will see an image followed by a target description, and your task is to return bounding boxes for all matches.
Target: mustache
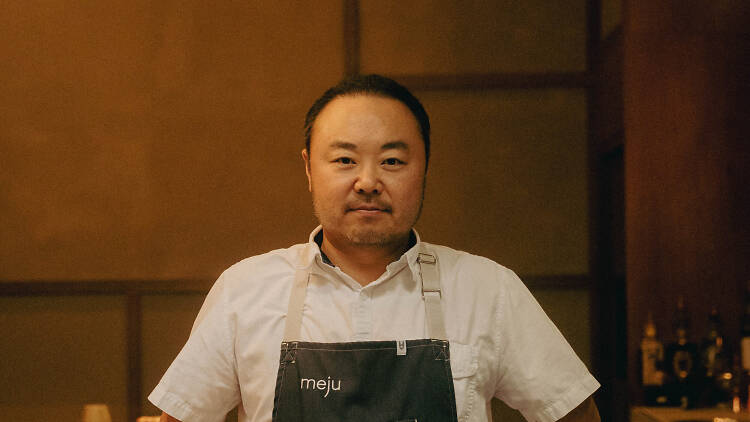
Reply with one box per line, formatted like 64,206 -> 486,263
346,200 -> 392,212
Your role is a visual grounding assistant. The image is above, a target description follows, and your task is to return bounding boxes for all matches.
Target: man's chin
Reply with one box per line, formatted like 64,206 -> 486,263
345,229 -> 405,248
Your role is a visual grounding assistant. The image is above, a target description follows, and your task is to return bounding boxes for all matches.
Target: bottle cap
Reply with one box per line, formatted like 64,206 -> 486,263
644,312 -> 657,337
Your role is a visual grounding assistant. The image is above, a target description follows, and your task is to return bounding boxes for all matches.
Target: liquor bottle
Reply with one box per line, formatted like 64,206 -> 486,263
728,354 -> 742,413
664,297 -> 699,408
741,285 -> 750,372
741,284 -> 750,410
699,307 -> 729,407
641,312 -> 667,405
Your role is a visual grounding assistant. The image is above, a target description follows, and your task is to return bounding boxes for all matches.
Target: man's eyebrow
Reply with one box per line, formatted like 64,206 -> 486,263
381,141 -> 409,151
329,141 -> 358,150
328,141 -> 409,151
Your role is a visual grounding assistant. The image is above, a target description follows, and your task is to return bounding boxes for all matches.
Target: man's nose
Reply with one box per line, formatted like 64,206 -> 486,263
353,165 -> 382,194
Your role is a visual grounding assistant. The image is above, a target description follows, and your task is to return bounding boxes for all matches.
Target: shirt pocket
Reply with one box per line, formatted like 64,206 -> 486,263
449,342 -> 478,421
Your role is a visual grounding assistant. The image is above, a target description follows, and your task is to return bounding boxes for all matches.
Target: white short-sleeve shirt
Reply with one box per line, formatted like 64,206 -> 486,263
149,227 -> 599,422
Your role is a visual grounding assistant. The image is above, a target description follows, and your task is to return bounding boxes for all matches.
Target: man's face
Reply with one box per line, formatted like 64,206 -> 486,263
302,94 -> 427,249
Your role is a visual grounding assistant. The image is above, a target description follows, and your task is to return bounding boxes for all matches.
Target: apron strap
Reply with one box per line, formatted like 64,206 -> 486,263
283,269 -> 310,342
418,245 -> 447,340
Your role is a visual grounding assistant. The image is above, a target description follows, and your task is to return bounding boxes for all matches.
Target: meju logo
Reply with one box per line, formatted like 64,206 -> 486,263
300,376 -> 341,398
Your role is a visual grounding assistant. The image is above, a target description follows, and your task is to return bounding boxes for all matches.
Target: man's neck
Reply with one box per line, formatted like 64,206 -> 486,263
319,231 -> 413,287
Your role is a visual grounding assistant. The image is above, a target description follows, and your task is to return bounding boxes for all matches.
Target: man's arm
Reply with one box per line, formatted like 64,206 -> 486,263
159,412 -> 180,422
557,396 -> 600,422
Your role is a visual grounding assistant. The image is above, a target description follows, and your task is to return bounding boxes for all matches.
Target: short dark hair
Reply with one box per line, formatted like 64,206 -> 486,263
304,74 -> 431,169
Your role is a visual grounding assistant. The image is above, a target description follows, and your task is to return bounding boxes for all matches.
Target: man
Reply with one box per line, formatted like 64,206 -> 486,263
151,74 -> 600,421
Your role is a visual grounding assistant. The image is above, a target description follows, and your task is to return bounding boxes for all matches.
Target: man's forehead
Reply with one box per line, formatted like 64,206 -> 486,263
313,96 -> 420,136
319,94 -> 413,119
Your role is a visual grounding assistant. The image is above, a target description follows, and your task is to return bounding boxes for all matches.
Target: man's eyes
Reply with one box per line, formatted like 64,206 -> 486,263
331,157 -> 405,166
334,157 -> 355,165
382,158 -> 405,166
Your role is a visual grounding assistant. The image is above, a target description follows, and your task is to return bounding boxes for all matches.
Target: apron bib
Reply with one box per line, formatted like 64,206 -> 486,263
272,248 -> 459,422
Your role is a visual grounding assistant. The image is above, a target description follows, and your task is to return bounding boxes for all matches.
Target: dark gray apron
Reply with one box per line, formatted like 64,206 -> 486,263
272,248 -> 459,422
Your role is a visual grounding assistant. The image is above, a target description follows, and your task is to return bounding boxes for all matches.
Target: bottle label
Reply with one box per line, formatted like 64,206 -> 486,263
642,343 -> 664,386
672,350 -> 693,380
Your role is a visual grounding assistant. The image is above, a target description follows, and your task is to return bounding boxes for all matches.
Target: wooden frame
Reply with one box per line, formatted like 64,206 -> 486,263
342,0 -> 590,91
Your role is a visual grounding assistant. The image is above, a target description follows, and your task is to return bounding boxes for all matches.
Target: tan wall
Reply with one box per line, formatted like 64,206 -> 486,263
0,1 -> 340,280
0,1 -> 593,421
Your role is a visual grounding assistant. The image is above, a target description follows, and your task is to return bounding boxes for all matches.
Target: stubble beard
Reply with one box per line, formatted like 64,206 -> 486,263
310,181 -> 425,249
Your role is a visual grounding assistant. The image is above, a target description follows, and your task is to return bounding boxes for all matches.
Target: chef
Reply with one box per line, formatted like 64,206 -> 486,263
150,74 -> 600,422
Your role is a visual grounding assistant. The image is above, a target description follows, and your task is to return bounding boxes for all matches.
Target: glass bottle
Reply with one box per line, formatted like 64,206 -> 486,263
741,284 -> 750,371
641,312 -> 666,405
665,297 -> 699,408
741,283 -> 750,410
700,307 -> 729,407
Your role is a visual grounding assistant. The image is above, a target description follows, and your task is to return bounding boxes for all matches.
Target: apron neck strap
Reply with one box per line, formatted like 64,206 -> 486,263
282,244 -> 447,341
417,244 -> 447,340
283,270 -> 310,342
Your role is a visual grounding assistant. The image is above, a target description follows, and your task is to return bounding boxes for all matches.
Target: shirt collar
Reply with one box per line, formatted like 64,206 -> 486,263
301,226 -> 423,284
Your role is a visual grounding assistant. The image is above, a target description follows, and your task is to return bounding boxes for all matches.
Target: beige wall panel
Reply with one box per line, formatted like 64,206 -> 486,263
532,289 -> 592,367
360,0 -> 586,74
0,0 -> 341,280
140,294 -> 205,416
414,89 -> 589,276
0,296 -> 127,422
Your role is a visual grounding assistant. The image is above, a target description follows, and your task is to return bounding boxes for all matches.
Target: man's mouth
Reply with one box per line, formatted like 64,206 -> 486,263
347,204 -> 391,213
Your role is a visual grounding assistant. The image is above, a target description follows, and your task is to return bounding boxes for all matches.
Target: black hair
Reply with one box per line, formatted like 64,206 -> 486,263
304,74 -> 430,169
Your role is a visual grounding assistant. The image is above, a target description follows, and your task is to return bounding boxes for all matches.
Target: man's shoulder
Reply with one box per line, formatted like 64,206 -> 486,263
421,242 -> 526,322
421,242 -> 519,284
220,242 -> 314,283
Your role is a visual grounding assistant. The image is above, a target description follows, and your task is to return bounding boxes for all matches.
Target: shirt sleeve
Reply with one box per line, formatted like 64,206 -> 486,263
493,270 -> 599,422
148,272 -> 241,422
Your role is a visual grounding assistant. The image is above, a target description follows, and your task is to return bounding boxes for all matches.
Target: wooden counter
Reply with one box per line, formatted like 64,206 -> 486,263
632,407 -> 750,422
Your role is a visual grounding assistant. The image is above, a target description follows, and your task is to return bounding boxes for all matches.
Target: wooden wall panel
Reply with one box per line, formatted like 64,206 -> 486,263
0,296 -> 128,422
0,0 -> 342,281
359,0 -> 586,74
415,89 -> 589,276
535,289 -> 593,367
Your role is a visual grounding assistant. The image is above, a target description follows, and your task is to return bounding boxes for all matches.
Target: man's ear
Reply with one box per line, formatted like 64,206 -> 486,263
301,148 -> 312,192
